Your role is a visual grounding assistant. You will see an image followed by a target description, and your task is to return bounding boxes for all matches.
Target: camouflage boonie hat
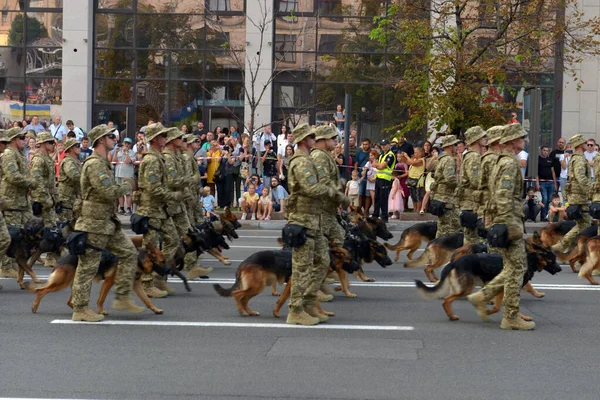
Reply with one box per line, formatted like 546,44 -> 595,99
292,123 -> 315,145
63,138 -> 78,151
163,127 -> 183,144
145,123 -> 166,142
0,130 -> 7,143
464,126 -> 486,145
314,125 -> 337,140
6,127 -> 24,141
441,135 -> 459,148
570,134 -> 586,149
485,125 -> 505,145
500,123 -> 527,144
183,134 -> 197,143
88,124 -> 117,146
36,131 -> 55,145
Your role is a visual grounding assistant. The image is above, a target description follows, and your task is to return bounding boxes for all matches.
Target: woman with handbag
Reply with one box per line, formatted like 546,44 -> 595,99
400,147 -> 425,212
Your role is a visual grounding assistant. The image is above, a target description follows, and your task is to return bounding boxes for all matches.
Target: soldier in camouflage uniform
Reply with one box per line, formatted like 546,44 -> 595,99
456,126 -> 487,244
136,123 -> 183,298
430,135 -> 461,238
0,131 -> 13,286
30,132 -> 60,268
0,127 -> 36,277
182,134 -> 203,225
286,124 -> 350,326
163,128 -> 211,283
57,138 -> 82,226
551,134 -> 592,254
468,124 -> 535,330
71,125 -> 144,322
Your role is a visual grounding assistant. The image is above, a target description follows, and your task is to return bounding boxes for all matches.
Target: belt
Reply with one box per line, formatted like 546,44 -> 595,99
4,208 -> 24,212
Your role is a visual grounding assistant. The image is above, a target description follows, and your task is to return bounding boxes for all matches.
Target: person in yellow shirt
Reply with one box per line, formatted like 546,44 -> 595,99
241,183 -> 259,220
400,147 -> 425,213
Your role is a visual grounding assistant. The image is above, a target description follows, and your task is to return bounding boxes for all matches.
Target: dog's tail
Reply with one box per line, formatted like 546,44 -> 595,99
213,270 -> 242,297
414,267 -> 451,299
405,245 -> 430,268
383,230 -> 409,251
22,281 -> 39,293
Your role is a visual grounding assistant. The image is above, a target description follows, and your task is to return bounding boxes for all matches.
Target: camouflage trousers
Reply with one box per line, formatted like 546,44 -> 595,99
57,200 -> 77,227
2,209 -> 33,273
71,229 -> 137,311
556,213 -> 591,252
141,216 -> 179,289
40,206 -> 59,268
289,228 -> 330,312
435,208 -> 460,238
481,238 -> 526,320
321,212 -> 345,247
171,209 -> 197,272
462,227 -> 480,245
186,199 -> 200,226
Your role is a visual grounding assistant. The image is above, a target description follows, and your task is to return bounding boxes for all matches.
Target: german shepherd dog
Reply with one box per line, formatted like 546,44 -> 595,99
575,234 -> 600,284
415,244 -> 561,321
213,247 -> 357,317
539,220 -> 576,249
25,244 -> 185,315
556,225 -> 598,273
405,233 -> 464,282
384,222 -> 437,261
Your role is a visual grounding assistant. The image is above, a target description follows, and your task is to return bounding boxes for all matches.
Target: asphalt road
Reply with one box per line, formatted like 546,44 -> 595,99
0,226 -> 598,400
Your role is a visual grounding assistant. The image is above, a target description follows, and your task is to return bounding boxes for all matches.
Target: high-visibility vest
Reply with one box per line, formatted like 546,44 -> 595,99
376,150 -> 396,181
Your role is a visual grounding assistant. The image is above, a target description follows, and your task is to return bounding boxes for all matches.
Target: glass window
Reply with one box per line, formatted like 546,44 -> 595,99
0,78 -> 26,122
3,13 -> 25,46
135,14 -> 204,49
203,81 -> 243,107
136,80 -> 167,122
95,79 -> 134,104
137,0 -> 203,14
207,0 -> 230,12
25,12 -> 62,45
25,46 -> 61,76
95,13 -> 134,48
169,51 -> 204,80
275,17 -> 317,52
97,0 -> 132,9
169,80 -> 204,125
277,0 -> 297,13
275,34 -> 296,62
0,47 -> 26,77
205,51 -> 244,81
26,0 -> 63,9
136,50 -> 167,79
317,0 -> 343,20
25,77 -> 61,106
95,49 -> 134,78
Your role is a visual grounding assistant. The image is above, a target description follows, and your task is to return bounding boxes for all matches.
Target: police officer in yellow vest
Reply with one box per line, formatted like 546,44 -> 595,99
372,140 -> 396,223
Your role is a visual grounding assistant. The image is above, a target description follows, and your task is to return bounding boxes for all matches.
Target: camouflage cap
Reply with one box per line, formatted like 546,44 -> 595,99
183,134 -> 197,143
6,127 -> 24,141
0,130 -> 7,143
499,123 -> 527,144
464,126 -> 486,145
570,134 -> 587,149
314,125 -> 338,140
441,135 -> 459,148
163,127 -> 184,144
145,123 -> 166,142
88,124 -> 117,147
292,123 -> 315,145
36,131 -> 56,145
63,138 -> 78,151
485,125 -> 505,145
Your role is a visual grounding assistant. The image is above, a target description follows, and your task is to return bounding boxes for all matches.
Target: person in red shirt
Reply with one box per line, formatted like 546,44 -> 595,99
508,112 -> 519,124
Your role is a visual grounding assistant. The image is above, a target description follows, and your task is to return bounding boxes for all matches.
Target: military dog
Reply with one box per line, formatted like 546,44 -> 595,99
404,232 -> 464,282
25,244 -> 185,315
415,244 -> 561,321
576,235 -> 600,284
539,220 -> 576,249
384,222 -> 437,261
556,225 -> 598,273
213,247 -> 356,317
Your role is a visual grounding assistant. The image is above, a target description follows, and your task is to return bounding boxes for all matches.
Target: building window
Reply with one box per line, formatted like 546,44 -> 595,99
318,0 -> 342,16
207,31 -> 230,56
275,34 -> 296,62
278,0 -> 298,13
1,12 -> 7,24
318,34 -> 340,53
208,0 -> 230,12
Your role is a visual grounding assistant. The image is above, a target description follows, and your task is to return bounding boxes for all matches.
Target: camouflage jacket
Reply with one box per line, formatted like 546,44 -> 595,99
456,150 -> 481,212
58,155 -> 82,206
163,148 -> 189,216
489,151 -> 523,231
1,147 -> 36,210
30,152 -> 58,209
592,153 -> 600,202
430,153 -> 458,207
565,152 -> 591,205
137,148 -> 180,219
75,153 -> 131,235
310,147 -> 342,213
478,149 -> 500,225
182,151 -> 202,203
287,148 -> 345,230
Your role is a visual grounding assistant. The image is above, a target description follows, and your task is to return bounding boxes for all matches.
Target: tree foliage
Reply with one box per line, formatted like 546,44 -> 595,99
8,14 -> 49,46
370,0 -> 600,135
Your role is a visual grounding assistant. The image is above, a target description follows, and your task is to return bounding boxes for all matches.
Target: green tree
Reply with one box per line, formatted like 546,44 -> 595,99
8,14 -> 49,46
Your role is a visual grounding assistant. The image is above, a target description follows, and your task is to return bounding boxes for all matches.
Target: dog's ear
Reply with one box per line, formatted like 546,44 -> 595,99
532,231 -> 542,245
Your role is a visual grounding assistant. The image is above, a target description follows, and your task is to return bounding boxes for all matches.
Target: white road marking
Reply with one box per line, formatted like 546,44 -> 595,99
50,320 -> 414,330
229,245 -> 281,249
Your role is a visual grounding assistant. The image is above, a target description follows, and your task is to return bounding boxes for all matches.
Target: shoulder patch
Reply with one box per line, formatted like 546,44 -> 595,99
501,174 -> 512,189
7,162 -> 16,173
99,172 -> 110,186
304,169 -> 317,184
147,169 -> 158,183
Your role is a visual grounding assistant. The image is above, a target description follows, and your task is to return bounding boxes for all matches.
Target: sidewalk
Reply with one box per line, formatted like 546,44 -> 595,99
117,214 -> 548,232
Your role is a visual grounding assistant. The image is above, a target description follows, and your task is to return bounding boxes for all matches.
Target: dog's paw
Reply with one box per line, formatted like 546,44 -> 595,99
364,278 -> 376,282
33,278 -> 42,284
532,292 -> 545,298
345,292 -> 358,298
248,311 -> 260,316
271,291 -> 281,296
520,314 -> 534,321
222,260 -> 231,265
273,310 -> 281,318
334,286 -> 342,292
152,308 -> 164,314
449,315 -> 459,321
321,310 -> 336,317
99,310 -> 109,316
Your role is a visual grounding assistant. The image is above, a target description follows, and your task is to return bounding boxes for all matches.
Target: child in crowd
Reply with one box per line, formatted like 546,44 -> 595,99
388,170 -> 405,219
201,186 -> 215,217
257,186 -> 273,221
345,169 -> 364,209
548,193 -> 567,222
240,183 -> 259,220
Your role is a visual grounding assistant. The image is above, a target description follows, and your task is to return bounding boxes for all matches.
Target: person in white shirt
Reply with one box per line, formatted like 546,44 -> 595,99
277,132 -> 294,158
253,125 -> 276,153
277,125 -> 288,150
65,120 -> 85,142
107,121 -> 120,139
518,149 -> 528,179
584,138 -> 598,179
50,115 -> 68,141
558,143 -> 572,200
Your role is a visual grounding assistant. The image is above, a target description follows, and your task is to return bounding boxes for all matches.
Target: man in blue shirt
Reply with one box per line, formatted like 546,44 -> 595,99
24,115 -> 45,134
355,138 -> 371,214
269,176 -> 289,212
